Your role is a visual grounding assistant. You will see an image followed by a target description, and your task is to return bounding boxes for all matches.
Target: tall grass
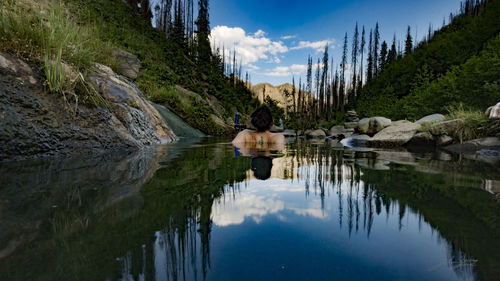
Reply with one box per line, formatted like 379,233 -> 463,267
445,104 -> 490,142
0,0 -> 115,106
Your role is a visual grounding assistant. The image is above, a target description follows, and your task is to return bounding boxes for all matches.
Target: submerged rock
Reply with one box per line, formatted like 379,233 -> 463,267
341,134 -> 372,147
328,125 -> 354,139
357,117 -> 391,134
444,137 -> 500,164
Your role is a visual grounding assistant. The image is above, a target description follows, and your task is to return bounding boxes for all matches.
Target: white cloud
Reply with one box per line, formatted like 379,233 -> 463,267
281,35 -> 296,40
290,39 -> 335,53
210,26 -> 288,66
254,30 -> 266,37
264,64 -> 309,77
211,194 -> 284,226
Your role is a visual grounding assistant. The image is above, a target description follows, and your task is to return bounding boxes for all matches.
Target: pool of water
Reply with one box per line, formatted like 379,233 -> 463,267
1,138 -> 499,281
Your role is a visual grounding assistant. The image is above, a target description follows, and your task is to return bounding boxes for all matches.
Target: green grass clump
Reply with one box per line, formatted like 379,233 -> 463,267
445,104 -> 490,143
0,0 -> 115,104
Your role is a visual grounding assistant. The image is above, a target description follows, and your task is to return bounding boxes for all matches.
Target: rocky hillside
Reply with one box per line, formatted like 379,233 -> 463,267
0,52 -> 176,161
250,82 -> 306,108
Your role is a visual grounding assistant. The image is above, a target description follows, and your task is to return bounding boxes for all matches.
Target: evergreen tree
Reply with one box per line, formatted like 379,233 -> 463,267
171,0 -> 186,47
367,29 -> 373,82
405,25 -> 413,55
373,22 -> 380,76
333,68 -> 339,110
339,33 -> 348,113
306,55 -> 313,95
387,34 -> 397,64
298,78 -> 303,114
292,76 -> 296,114
196,0 -> 211,69
319,44 -> 329,117
351,23 -> 359,96
140,0 -> 152,21
379,41 -> 388,71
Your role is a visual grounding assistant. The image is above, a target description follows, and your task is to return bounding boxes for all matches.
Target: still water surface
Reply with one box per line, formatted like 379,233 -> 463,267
1,138 -> 499,281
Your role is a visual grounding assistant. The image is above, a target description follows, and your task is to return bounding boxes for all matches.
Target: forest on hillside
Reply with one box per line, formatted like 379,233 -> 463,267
271,0 -> 500,131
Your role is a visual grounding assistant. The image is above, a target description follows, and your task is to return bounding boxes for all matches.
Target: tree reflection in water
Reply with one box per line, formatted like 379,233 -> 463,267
1,139 -> 499,281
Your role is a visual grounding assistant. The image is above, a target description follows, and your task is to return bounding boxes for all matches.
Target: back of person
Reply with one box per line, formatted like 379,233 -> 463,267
232,106 -> 284,146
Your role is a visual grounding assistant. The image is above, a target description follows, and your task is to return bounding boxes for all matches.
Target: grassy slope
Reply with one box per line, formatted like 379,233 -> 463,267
1,0 -> 258,135
356,0 -> 500,120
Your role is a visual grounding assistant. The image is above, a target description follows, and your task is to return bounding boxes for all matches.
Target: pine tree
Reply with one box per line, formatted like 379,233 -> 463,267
171,0 -> 186,47
319,44 -> 329,117
196,0 -> 211,69
387,34 -> 397,64
405,25 -> 413,55
379,41 -> 388,71
298,78 -> 303,114
339,33 -> 348,113
367,29 -> 373,82
333,68 -> 339,110
306,55 -> 313,95
373,22 -> 380,76
351,23 -> 359,96
292,76 -> 296,114
140,0 -> 152,21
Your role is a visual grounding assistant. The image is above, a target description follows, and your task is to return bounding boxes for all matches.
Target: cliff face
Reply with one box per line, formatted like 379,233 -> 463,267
0,53 -> 177,162
250,82 -> 309,108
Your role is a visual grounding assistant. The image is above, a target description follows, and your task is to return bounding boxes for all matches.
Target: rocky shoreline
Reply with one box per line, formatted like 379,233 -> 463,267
0,52 -> 177,162
282,110 -> 500,164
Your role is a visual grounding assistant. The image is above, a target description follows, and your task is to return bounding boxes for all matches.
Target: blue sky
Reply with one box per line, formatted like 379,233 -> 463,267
208,0 -> 463,86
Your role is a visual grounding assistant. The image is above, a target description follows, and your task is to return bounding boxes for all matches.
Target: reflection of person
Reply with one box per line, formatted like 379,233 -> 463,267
251,156 -> 273,180
232,106 -> 285,147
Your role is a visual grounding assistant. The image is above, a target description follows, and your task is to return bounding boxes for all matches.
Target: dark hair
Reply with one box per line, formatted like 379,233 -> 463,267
251,156 -> 273,180
251,106 -> 273,132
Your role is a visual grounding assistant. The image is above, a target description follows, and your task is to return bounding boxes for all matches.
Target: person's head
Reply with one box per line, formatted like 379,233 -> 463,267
251,156 -> 273,180
251,106 -> 273,132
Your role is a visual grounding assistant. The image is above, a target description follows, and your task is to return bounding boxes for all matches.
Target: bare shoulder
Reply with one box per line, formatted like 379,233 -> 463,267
232,129 -> 254,144
270,132 -> 285,144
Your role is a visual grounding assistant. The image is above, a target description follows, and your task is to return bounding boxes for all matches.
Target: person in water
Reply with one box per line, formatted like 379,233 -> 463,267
232,106 -> 285,146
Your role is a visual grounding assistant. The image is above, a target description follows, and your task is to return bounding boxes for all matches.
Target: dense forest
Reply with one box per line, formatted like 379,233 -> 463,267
276,0 -> 500,130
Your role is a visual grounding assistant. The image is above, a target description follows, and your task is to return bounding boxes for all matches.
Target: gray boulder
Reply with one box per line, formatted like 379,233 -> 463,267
89,63 -> 177,145
112,48 -> 141,80
367,120 -> 421,147
415,114 -> 445,125
328,125 -> 353,139
357,117 -> 391,134
429,119 -> 465,136
307,129 -> 327,138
